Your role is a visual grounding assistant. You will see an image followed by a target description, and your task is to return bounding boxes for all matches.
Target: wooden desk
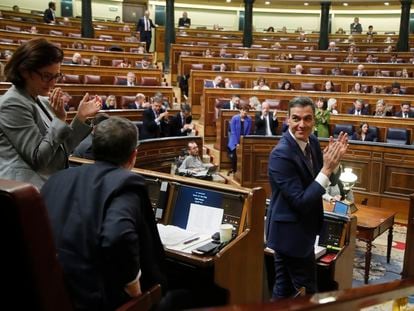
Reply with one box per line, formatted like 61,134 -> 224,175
325,202 -> 396,284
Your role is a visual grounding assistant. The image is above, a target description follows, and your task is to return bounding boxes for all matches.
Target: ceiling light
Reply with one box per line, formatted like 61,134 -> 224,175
384,2 -> 390,5
265,1 -> 270,4
304,2 -> 309,6
343,2 -> 348,6
226,0 -> 231,2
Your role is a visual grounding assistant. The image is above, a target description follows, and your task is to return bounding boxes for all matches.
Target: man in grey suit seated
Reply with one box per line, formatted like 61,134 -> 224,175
178,141 -> 214,176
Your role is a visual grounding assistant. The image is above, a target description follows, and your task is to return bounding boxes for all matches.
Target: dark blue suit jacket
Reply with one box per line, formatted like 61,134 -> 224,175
141,108 -> 169,140
347,107 -> 369,115
266,132 -> 326,258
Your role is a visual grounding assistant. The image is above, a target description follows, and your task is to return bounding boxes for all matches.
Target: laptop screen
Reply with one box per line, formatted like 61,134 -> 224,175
333,201 -> 349,216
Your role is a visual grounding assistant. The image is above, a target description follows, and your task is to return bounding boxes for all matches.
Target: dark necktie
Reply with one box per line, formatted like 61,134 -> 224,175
240,120 -> 244,135
305,143 -> 314,173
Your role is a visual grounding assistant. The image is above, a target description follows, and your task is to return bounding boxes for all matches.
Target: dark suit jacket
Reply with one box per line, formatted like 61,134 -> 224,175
178,17 -> 191,27
41,162 -> 166,310
254,112 -> 278,135
266,132 -> 328,258
395,111 -> 414,118
350,22 -> 362,33
127,102 -> 142,109
136,17 -> 156,34
353,71 -> 367,77
141,108 -> 169,140
169,112 -> 192,136
351,132 -> 375,141
347,107 -> 369,115
43,8 -> 55,23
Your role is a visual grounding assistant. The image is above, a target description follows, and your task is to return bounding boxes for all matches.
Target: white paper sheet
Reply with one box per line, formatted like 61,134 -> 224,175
186,203 -> 223,236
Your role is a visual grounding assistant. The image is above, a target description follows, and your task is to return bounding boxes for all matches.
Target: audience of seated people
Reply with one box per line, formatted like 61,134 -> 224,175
351,122 -> 375,141
169,104 -> 194,136
254,101 -> 278,136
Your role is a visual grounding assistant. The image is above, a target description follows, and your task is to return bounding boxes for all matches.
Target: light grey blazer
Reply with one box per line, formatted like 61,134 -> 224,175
0,85 -> 91,188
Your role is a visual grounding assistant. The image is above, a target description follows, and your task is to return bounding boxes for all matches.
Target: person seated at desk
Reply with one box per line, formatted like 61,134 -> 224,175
102,95 -> 118,110
348,99 -> 369,116
128,93 -> 148,109
41,117 -> 167,310
178,141 -> 214,176
351,122 -> 375,142
118,72 -> 136,87
135,57 -> 154,69
204,75 -> 223,88
169,104 -> 194,137
373,99 -> 393,117
253,77 -> 270,90
395,102 -> 414,118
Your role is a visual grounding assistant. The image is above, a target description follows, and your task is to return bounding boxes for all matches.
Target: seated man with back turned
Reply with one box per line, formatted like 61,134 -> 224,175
178,141 -> 214,176
41,117 -> 166,310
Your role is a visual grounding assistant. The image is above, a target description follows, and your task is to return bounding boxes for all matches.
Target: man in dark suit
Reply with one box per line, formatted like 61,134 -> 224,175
221,94 -> 240,110
347,99 -> 369,115
204,75 -> 223,88
266,96 -> 348,299
254,101 -> 278,136
178,11 -> 191,27
117,72 -> 136,86
43,1 -> 56,23
395,102 -> 414,118
350,17 -> 362,33
169,104 -> 193,136
353,64 -> 367,77
127,93 -> 147,109
140,96 -> 169,140
136,10 -> 156,52
41,117 -> 166,310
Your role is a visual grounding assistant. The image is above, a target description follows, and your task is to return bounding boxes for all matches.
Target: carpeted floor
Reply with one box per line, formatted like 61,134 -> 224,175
352,224 -> 406,287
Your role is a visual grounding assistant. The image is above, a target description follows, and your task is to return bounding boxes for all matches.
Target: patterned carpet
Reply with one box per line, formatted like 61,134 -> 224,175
352,224 -> 406,287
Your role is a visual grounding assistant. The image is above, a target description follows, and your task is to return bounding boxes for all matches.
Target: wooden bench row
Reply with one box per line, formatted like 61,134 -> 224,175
201,88 -> 414,140
0,30 -> 142,53
0,42 -> 152,67
0,83 -> 174,110
235,135 -> 414,220
178,55 -> 414,81
170,44 -> 414,80
216,110 -> 414,170
189,70 -> 414,116
0,9 -> 135,31
0,15 -> 137,41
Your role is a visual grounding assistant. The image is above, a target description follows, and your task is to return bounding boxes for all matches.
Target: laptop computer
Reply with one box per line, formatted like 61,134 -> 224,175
192,165 -> 217,177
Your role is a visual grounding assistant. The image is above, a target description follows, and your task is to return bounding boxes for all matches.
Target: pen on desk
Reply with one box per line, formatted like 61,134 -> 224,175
183,237 -> 200,245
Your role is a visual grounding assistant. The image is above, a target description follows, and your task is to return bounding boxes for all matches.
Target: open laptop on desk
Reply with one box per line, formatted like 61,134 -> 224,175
192,165 -> 217,177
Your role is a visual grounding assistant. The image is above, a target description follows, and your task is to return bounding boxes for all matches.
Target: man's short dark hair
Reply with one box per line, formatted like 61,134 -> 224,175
91,112 -> 110,127
5,38 -> 63,87
93,117 -> 138,165
288,96 -> 315,116
181,104 -> 191,113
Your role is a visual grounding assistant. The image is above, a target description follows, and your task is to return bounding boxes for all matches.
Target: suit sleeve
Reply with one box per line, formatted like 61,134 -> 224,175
100,191 -> 142,287
143,109 -> 158,133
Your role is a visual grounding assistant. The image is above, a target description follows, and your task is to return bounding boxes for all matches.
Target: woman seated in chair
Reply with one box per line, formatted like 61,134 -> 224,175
280,80 -> 293,91
373,99 -> 393,117
351,122 -> 375,142
253,77 -> 270,90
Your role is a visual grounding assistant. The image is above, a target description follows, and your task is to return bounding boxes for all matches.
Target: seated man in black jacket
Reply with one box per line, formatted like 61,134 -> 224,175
254,101 -> 278,136
41,117 -> 166,310
169,104 -> 193,136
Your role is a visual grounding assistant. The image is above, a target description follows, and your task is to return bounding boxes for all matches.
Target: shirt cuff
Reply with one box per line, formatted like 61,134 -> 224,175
315,172 -> 330,189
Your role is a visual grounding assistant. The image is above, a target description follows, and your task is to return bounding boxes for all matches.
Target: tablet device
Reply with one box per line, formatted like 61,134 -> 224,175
333,200 -> 349,216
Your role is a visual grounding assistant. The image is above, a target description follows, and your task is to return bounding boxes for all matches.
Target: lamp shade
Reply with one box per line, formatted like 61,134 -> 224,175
340,168 -> 357,184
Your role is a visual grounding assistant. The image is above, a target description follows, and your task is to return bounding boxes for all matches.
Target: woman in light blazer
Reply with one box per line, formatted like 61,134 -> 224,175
227,103 -> 252,174
0,38 -> 102,188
